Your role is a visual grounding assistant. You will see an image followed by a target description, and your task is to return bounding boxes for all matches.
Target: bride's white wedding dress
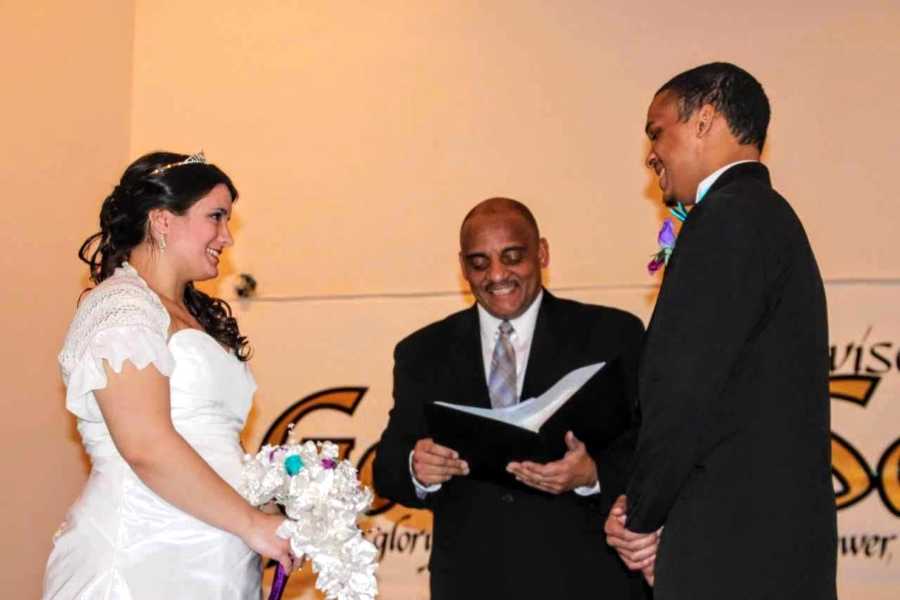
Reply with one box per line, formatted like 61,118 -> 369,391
43,263 -> 261,599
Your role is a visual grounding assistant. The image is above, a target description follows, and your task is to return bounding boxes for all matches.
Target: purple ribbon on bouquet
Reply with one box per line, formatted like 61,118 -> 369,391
269,563 -> 289,600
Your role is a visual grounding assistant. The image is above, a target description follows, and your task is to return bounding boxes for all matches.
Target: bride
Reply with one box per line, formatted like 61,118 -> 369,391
43,152 -> 295,599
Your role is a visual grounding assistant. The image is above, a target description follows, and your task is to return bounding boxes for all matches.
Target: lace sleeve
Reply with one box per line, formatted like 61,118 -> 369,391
58,266 -> 174,421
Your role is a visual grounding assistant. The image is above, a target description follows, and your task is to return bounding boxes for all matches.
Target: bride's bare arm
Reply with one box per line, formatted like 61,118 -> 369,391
94,360 -> 295,572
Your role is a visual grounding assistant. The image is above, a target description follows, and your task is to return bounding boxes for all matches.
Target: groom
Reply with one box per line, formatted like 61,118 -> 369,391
374,197 -> 647,599
605,63 -> 837,599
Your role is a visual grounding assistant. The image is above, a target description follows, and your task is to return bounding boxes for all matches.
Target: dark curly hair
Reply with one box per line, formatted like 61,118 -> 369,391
657,62 -> 771,152
79,151 -> 251,361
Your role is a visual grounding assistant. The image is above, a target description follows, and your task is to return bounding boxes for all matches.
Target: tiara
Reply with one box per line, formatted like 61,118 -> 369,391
150,151 -> 207,175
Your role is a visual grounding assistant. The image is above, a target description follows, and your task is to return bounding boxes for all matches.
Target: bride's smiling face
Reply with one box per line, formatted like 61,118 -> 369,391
164,184 -> 235,281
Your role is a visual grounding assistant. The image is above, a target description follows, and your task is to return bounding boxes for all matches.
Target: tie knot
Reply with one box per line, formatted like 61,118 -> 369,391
498,321 -> 514,337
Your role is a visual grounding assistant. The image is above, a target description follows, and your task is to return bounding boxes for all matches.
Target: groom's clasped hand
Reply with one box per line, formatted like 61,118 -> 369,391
604,495 -> 660,585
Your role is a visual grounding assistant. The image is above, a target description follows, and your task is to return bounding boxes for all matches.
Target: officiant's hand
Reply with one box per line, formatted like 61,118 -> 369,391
506,431 -> 597,494
412,438 -> 469,485
604,495 -> 660,572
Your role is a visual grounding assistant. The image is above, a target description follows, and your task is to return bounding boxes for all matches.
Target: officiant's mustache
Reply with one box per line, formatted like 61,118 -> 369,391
485,280 -> 519,292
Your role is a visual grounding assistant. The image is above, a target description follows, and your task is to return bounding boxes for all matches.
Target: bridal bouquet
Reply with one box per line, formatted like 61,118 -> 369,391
239,440 -> 378,600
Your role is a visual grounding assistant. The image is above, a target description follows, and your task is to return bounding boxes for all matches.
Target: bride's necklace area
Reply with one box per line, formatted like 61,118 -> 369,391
151,286 -> 202,332
123,260 -> 198,329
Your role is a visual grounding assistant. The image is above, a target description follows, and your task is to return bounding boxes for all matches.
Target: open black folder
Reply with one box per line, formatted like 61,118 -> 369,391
425,362 -> 613,484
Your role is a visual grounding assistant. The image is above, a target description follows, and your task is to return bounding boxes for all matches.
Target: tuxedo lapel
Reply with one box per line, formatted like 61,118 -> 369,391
449,305 -> 492,408
645,199 -> 707,355
521,291 -> 564,400
660,197 -> 705,279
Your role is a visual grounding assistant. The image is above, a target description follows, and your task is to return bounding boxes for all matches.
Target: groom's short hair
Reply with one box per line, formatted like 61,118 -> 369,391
657,62 -> 771,152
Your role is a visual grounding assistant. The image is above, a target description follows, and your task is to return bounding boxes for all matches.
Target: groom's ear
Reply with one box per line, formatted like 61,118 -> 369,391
695,104 -> 716,138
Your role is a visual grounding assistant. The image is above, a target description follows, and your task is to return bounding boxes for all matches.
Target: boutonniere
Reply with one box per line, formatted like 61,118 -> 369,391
647,203 -> 689,275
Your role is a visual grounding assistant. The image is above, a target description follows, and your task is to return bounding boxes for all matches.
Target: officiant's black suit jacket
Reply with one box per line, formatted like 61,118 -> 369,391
374,291 -> 647,600
626,162 -> 837,599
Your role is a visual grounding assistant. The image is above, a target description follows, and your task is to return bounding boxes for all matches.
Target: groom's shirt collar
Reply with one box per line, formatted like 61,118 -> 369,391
696,160 -> 759,204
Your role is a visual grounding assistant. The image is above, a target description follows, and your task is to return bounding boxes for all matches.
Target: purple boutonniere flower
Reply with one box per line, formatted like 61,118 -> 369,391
648,219 -> 675,274
647,203 -> 688,275
658,219 -> 677,247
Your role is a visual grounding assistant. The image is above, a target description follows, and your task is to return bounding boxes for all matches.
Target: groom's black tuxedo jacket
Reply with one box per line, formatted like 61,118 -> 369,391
627,163 -> 837,600
374,291 -> 647,600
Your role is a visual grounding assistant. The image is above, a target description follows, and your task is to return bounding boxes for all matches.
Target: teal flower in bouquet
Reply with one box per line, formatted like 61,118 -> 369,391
284,454 -> 304,476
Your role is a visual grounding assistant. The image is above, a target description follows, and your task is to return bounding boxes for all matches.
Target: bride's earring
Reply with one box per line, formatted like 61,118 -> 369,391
157,232 -> 167,252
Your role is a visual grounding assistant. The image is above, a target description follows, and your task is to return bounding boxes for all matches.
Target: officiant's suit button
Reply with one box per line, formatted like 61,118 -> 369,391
500,493 -> 515,503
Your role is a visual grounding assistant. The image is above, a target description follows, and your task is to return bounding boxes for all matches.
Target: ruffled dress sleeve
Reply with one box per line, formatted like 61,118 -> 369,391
58,265 -> 174,422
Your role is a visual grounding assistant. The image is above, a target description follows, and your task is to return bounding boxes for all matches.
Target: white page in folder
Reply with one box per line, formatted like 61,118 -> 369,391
433,362 -> 605,433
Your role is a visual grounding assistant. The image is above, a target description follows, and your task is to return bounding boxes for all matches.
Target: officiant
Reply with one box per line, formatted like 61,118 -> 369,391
373,197 -> 647,599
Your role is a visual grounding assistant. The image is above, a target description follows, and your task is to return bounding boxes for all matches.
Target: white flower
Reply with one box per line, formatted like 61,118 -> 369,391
238,440 -> 378,600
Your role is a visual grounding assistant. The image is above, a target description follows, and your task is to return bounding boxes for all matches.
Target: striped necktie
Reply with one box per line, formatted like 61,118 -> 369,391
488,321 -> 517,408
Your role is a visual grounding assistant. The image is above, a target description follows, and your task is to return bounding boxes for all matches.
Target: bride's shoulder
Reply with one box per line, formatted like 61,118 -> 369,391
61,264 -> 169,360
78,264 -> 166,322
58,263 -> 176,411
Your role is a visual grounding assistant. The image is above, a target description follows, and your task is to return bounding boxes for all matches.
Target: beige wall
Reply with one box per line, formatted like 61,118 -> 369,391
4,1 -> 899,598
129,0 -> 900,299
0,1 -> 135,595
